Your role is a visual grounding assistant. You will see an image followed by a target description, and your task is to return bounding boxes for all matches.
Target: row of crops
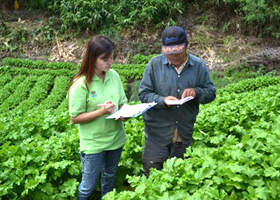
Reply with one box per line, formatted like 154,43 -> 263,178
0,57 -> 149,200
0,58 -> 280,200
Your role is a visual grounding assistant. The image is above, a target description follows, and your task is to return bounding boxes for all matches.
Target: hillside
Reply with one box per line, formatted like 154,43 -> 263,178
1,8 -> 279,75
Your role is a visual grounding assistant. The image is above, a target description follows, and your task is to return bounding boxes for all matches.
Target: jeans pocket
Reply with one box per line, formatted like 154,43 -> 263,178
81,153 -> 88,158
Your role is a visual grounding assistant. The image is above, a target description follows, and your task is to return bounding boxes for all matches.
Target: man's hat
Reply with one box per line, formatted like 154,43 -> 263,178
161,26 -> 187,55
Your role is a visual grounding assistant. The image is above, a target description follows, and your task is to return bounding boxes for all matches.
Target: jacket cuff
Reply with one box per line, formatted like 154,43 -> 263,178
157,96 -> 167,108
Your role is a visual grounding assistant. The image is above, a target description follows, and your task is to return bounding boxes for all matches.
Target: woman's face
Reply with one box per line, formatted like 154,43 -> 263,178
95,53 -> 114,73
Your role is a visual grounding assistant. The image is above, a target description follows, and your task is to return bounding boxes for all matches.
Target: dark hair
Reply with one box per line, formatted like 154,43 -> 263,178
67,35 -> 115,91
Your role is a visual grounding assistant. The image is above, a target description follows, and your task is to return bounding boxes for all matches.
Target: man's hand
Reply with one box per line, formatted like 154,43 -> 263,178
181,88 -> 196,99
164,96 -> 178,106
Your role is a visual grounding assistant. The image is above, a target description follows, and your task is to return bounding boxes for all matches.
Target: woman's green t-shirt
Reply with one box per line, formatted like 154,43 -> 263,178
68,69 -> 127,154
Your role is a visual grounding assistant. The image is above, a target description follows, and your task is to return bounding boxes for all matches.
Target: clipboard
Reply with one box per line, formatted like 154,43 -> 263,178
106,102 -> 157,119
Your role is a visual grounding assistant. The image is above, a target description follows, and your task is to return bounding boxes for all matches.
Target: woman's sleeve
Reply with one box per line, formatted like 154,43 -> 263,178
118,75 -> 128,105
68,81 -> 88,117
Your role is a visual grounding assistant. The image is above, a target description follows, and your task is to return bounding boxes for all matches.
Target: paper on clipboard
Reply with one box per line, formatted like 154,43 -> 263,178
106,102 -> 157,119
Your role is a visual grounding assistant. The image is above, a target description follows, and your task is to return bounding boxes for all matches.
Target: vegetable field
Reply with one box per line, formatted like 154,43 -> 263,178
0,58 -> 279,200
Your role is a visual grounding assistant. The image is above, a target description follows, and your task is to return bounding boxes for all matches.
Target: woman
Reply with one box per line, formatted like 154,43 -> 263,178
67,35 -> 127,199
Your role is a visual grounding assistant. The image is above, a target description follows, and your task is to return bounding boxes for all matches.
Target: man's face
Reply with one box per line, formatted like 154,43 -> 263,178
166,48 -> 187,68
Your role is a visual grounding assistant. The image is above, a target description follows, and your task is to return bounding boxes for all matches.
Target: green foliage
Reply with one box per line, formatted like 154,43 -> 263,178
31,25 -> 58,43
0,57 -> 279,199
37,76 -> 70,110
0,20 -> 9,36
115,115 -> 145,190
120,115 -> 145,174
112,0 -> 183,28
0,75 -> 74,200
24,0 -> 61,13
0,22 -> 59,52
0,113 -> 80,199
0,66 -> 77,77
0,75 -> 79,199
2,57 -> 77,70
112,64 -> 146,80
222,21 -> 231,33
14,75 -> 54,112
0,74 -> 12,88
0,75 -> 26,105
0,27 -> 28,52
6,0 -> 280,38
219,75 -> 280,94
128,80 -> 141,102
214,0 -> 280,38
0,74 -> 145,199
210,63 -> 274,88
35,0 -> 184,31
132,54 -> 158,64
59,0 -> 112,31
0,58 -> 146,97
104,81 -> 280,200
0,57 -> 78,78
0,76 -> 38,112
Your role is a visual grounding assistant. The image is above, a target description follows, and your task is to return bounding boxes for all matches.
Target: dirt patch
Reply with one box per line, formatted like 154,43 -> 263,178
50,38 -> 85,63
240,47 -> 280,74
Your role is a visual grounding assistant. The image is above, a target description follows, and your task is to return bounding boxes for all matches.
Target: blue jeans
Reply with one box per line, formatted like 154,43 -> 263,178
77,147 -> 122,200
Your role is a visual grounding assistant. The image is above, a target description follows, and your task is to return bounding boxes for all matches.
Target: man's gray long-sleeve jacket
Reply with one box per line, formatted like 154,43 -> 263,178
138,54 -> 216,146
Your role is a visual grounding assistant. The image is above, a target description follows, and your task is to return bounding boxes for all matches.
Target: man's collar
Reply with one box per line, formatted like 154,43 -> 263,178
168,53 -> 189,68
163,55 -> 169,65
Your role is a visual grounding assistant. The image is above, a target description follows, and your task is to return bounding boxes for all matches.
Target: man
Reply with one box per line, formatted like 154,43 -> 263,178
138,26 -> 216,177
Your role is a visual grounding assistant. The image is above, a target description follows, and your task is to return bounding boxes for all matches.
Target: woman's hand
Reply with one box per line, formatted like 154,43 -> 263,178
97,101 -> 116,115
115,116 -> 129,121
70,101 -> 116,124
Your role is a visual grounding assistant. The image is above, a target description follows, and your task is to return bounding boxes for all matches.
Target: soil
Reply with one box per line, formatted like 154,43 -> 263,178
1,10 -> 280,74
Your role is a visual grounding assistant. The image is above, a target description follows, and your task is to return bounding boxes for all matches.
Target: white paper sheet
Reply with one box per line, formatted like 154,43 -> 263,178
106,102 -> 157,119
165,96 -> 194,105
